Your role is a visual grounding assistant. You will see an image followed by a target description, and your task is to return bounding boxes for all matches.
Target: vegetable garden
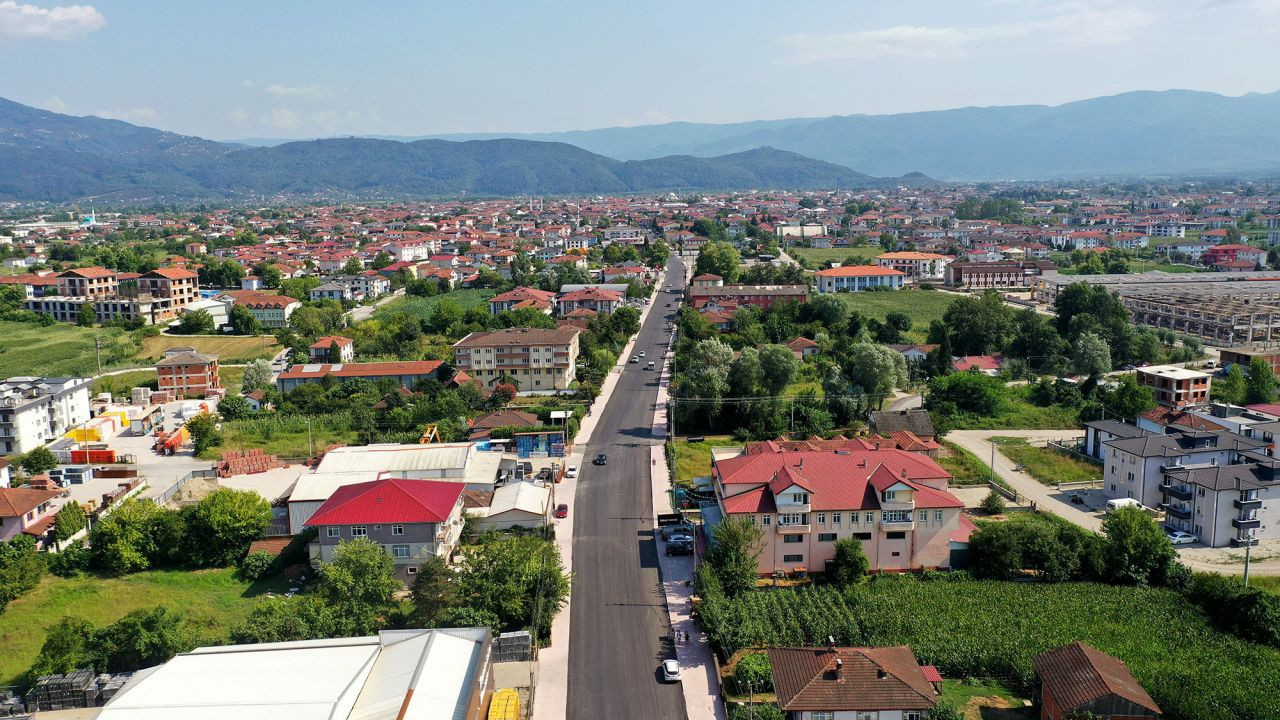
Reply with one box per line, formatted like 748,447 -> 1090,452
696,574 -> 1280,720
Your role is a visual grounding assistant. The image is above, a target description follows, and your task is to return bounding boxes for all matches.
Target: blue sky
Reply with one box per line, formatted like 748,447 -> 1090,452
1,0 -> 1279,140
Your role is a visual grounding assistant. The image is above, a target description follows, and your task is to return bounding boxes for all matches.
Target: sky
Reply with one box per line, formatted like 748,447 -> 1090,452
1,0 -> 1279,141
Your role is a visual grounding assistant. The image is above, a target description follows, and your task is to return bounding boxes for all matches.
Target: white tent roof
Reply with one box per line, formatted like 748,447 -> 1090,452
486,481 -> 550,518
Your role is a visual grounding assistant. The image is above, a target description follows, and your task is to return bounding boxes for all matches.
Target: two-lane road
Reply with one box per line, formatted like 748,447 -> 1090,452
568,255 -> 688,720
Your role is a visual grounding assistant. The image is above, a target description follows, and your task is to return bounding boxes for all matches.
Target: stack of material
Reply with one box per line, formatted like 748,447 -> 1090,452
217,448 -> 286,477
150,390 -> 173,404
25,474 -> 58,491
493,630 -> 533,663
131,386 -> 152,406
0,689 -> 25,716
27,669 -> 97,711
97,671 -> 133,703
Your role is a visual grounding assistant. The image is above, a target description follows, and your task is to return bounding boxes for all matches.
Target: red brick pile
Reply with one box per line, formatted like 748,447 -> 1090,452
217,448 -> 287,477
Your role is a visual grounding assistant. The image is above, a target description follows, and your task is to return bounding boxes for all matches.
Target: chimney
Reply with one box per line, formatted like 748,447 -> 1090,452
835,658 -> 844,682
900,468 -> 908,479
827,636 -> 836,652
877,668 -> 887,680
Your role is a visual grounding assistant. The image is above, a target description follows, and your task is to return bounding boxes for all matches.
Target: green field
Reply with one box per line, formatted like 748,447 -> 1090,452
374,289 -> 497,322
945,387 -> 1082,431
788,246 -> 883,267
0,321 -> 127,378
835,289 -> 956,343
92,369 -> 158,397
937,440 -> 996,485
137,334 -> 280,364
202,412 -> 361,460
991,437 -> 1101,486
0,568 -> 286,685
671,435 -> 734,486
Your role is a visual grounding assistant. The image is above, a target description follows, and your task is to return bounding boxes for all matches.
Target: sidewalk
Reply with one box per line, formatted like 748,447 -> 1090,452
532,271 -> 666,720
649,318 -> 723,720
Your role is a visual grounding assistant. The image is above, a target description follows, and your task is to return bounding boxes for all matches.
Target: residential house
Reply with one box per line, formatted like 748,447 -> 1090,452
952,355 -> 1004,375
309,281 -> 352,302
557,287 -> 623,315
489,287 -> 556,315
155,349 -> 220,398
0,486 -> 61,544
307,477 -> 466,579
472,481 -> 552,532
786,337 -> 820,360
452,327 -> 581,392
309,336 -> 355,363
1135,365 -> 1211,408
1220,347 -> 1280,375
688,284 -> 809,310
945,261 -> 1053,289
0,376 -> 92,454
769,645 -> 941,720
876,251 -> 952,281
814,266 -> 905,293
868,409 -> 936,442
240,295 -> 301,329
277,361 -> 445,392
1203,243 -> 1265,268
1033,642 -> 1160,720
712,447 -> 964,575
1083,419 -> 1149,461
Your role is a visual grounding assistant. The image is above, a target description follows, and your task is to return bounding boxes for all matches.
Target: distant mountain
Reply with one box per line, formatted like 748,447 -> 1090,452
0,97 -> 911,202
420,90 -> 1280,179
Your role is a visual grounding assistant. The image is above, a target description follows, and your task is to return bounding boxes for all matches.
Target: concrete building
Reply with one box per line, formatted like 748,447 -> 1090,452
0,486 -> 60,544
452,327 -> 580,392
556,287 -> 624,315
1101,426 -> 1265,511
1219,347 -> 1280,375
1136,365 -> 1211,408
0,376 -> 92,454
155,349 -> 221,399
276,360 -> 445,392
876,251 -> 952,280
814,265 -> 906,292
687,284 -> 810,310
309,336 -> 355,363
945,261 -> 1053,289
1158,452 -> 1279,548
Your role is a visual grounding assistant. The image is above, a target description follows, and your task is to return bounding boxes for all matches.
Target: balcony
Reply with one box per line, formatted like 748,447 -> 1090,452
1159,503 -> 1193,520
775,523 -> 810,535
1232,535 -> 1260,548
880,518 -> 916,531
776,502 -> 811,514
879,500 -> 915,512
1160,484 -> 1194,501
1236,497 -> 1263,511
1233,517 -> 1262,530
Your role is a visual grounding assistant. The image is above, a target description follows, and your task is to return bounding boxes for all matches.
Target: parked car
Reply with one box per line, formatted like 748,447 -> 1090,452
646,361 -> 656,370
565,465 -> 578,479
554,503 -> 569,519
1167,530 -> 1198,545
666,540 -> 693,557
593,453 -> 608,466
661,524 -> 694,541
661,659 -> 682,682
1106,498 -> 1144,513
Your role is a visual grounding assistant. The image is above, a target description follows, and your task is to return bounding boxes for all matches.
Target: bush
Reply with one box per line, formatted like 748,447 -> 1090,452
828,538 -> 869,587
726,704 -> 784,720
238,551 -> 276,581
0,535 -> 45,612
733,652 -> 774,694
1185,573 -> 1280,648
980,489 -> 1006,515
53,503 -> 87,542
47,541 -> 92,577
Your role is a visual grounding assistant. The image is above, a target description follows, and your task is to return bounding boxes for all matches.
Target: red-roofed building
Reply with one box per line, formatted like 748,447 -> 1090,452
556,287 -> 624,315
1202,243 -> 1265,267
489,286 -> 556,315
814,265 -> 906,292
0,486 -> 61,544
307,478 -> 465,578
277,360 -> 445,392
712,447 -> 963,575
309,336 -> 355,363
952,355 -> 1004,374
768,645 -> 941,718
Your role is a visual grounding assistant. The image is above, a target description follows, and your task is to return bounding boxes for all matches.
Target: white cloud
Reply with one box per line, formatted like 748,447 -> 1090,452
261,108 -> 300,130
228,108 -> 251,126
776,1 -> 1155,64
40,95 -> 69,113
0,1 -> 104,40
264,83 -> 334,99
95,107 -> 159,125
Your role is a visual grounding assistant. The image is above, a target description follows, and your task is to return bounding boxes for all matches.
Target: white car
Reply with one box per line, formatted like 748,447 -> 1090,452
630,356 -> 639,363
1167,531 -> 1198,545
639,350 -> 646,358
565,465 -> 578,479
661,659 -> 681,683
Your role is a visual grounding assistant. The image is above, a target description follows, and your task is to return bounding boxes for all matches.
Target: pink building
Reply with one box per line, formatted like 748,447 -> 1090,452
713,447 -> 964,575
0,486 -> 61,544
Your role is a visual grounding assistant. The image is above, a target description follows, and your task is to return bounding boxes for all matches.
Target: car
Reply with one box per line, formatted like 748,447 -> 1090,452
661,659 -> 682,682
554,503 -> 569,519
646,361 -> 656,370
630,356 -> 640,363
661,524 -> 693,541
665,303 -> 671,307
1167,530 -> 1198,545
639,350 -> 646,358
593,453 -> 608,466
565,465 -> 578,479
666,541 -> 693,557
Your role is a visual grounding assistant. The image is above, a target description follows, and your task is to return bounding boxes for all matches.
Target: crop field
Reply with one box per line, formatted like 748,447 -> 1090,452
835,290 -> 956,343
788,246 -> 883,267
374,289 -> 497,322
0,321 -> 135,378
136,334 -> 280,364
697,576 -> 1279,720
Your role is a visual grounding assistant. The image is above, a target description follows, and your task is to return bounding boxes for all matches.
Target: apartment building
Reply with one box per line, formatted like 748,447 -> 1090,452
24,266 -> 199,325
452,327 -> 580,392
240,295 -> 301,328
813,265 -> 906,293
687,284 -> 810,310
876,251 -> 953,280
137,267 -> 200,313
712,447 -> 964,576
556,287 -> 624,315
56,267 -> 118,297
488,286 -> 556,315
1101,426 -> 1265,510
1135,365 -> 1211,407
1158,452 -> 1279,548
276,360 -> 444,392
0,376 -> 92,454
155,349 -> 220,398
944,261 -> 1052,289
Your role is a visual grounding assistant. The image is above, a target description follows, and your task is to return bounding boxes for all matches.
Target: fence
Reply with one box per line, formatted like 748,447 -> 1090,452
1048,438 -> 1098,464
154,468 -> 217,505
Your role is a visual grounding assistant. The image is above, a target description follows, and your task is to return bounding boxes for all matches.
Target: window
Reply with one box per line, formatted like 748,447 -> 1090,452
919,510 -> 928,523
326,526 -> 339,538
761,515 -> 771,526
783,534 -> 803,544
884,490 -> 897,501
790,492 -> 809,504
935,510 -> 943,523
833,512 -> 841,526
816,513 -> 826,525
854,532 -> 872,541
351,525 -> 367,538
779,513 -> 807,526
886,531 -> 907,540
865,512 -> 875,524
783,554 -> 804,563
813,713 -> 834,720
905,712 -> 923,720
392,544 -> 410,558
406,566 -> 418,575
391,525 -> 405,536
883,510 -> 911,523
817,533 -> 837,542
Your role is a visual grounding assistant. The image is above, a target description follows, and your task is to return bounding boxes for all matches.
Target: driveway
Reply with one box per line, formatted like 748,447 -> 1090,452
345,288 -> 404,323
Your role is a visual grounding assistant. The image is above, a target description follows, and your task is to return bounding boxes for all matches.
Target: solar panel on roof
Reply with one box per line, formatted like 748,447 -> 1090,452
302,364 -> 322,372
331,364 -> 343,371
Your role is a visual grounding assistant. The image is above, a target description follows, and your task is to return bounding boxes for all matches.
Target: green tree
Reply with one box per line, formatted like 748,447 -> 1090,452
216,393 -> 251,420
372,251 -> 393,270
257,264 -> 283,289
53,502 -> 87,542
241,358 -> 273,393
925,702 -> 965,720
185,488 -> 272,567
230,596 -> 343,644
230,303 -> 263,335
758,344 -> 798,395
1072,331 -> 1112,378
804,293 -> 847,328
1213,364 -> 1247,405
176,308 -> 216,335
0,535 -> 45,613
409,554 -> 455,626
185,413 -> 222,456
828,539 -> 870,587
1101,506 -> 1177,586
28,617 -> 95,677
844,342 -> 908,402
90,607 -> 194,672
704,517 -> 765,598
341,257 -> 364,275
981,489 -> 1007,515
925,370 -> 1007,419
1098,374 -> 1156,421
19,445 -> 58,474
1246,357 -> 1278,404
317,538 -> 400,635
694,240 -> 741,283
941,291 -> 1012,355
77,303 -> 96,327
452,535 -> 569,640
90,499 -> 164,574
646,239 -> 671,267
733,652 -> 774,693
729,347 -> 764,397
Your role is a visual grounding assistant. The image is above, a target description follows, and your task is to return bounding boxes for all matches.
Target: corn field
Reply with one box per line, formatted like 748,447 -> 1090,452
697,575 -> 1280,720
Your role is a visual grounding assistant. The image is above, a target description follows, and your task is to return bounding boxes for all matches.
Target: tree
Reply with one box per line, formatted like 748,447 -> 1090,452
77,303 -> 96,327
1214,365 -> 1247,405
185,488 -> 272,567
451,535 -> 569,640
216,393 -> 251,420
185,412 -> 221,456
0,535 -> 44,613
317,538 -> 400,635
941,291 -> 1012,355
729,347 -> 764,397
704,517 -> 764,598
409,554 -> 455,626
1098,374 -> 1155,421
372,251 -> 393,270
694,240 -> 741,283
230,303 -> 263,335
646,239 -> 670,267
53,502 -> 87,542
90,607 -> 193,672
1100,506 -> 1177,586
240,358 -> 273,393
733,652 -> 774,693
804,294 -> 847,328
19,445 -> 58,474
758,344 -> 798,395
828,539 -> 869,587
341,257 -> 364,275
90,500 -> 164,574
176,308 -> 215,335
1072,331 -> 1112,378
844,343 -> 908,402
1246,357 -> 1278,404
257,264 -> 283,289
925,371 -> 1006,418
230,596 -> 343,644
28,617 -> 95,677
925,702 -> 965,720
980,489 -> 1006,515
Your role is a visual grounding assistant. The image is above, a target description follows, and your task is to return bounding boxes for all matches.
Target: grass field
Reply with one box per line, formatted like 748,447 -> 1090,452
946,387 -> 1082,431
938,440 -> 996,485
940,679 -> 1031,719
0,568 -> 286,686
374,289 -> 497,322
0,321 -> 123,378
203,413 -> 360,459
836,289 -> 956,343
92,369 -> 157,397
991,437 -> 1101,486
671,435 -> 734,486
1250,576 -> 1280,596
136,334 -> 280,364
788,246 -> 883,267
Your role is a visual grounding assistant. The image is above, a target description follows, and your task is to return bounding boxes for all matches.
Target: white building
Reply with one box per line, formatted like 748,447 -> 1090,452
0,376 -> 92,455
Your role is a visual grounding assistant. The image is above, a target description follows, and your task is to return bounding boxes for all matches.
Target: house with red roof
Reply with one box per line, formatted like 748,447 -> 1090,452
489,287 -> 556,315
556,287 -> 624,315
306,477 -> 466,579
952,354 -> 1004,375
0,486 -> 61,545
1202,243 -> 1265,267
712,447 -> 964,575
309,335 -> 355,363
814,265 -> 906,293
769,645 -> 941,719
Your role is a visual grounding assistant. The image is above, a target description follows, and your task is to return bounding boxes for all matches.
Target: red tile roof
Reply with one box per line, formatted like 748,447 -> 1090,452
815,265 -> 906,277
1033,642 -> 1160,716
306,478 -> 465,526
278,360 -> 442,380
0,487 -> 60,519
768,646 -> 939,712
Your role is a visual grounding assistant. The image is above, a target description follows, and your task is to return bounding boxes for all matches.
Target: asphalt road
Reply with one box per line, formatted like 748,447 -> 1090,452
568,255 -> 687,720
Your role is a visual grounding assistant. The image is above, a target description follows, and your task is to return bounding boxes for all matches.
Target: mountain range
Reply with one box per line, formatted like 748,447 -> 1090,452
0,97 -> 917,203
252,89 -> 1280,181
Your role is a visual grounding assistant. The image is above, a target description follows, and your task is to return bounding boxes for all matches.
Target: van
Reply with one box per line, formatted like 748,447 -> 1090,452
1105,498 -> 1143,513
646,361 -> 656,370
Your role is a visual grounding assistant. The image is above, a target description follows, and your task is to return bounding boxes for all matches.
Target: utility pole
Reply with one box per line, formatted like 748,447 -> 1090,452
94,336 -> 103,377
307,417 -> 313,457
1244,530 -> 1253,587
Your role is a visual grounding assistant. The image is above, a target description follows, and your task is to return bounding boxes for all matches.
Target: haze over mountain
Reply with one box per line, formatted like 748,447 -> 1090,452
0,96 -> 918,203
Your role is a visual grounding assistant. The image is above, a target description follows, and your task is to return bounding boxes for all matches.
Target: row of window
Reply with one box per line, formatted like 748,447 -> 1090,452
811,712 -> 921,720
782,530 -> 904,544
749,510 -> 945,526
326,524 -> 406,537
